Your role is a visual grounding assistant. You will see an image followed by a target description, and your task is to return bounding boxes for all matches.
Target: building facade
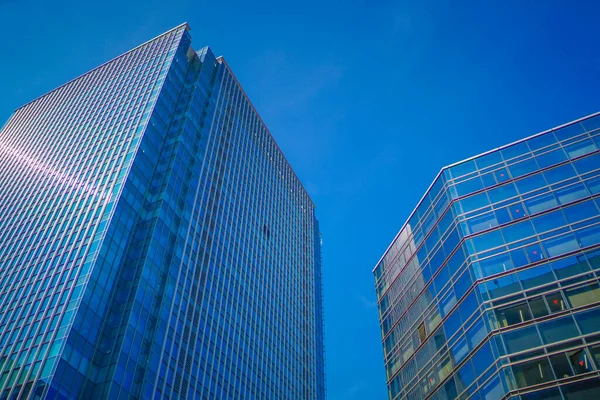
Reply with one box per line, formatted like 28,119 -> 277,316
0,24 -> 325,399
374,113 -> 600,400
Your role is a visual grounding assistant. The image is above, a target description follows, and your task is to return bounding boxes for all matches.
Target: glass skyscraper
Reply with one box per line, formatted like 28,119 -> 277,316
0,24 -> 324,399
374,113 -> 600,400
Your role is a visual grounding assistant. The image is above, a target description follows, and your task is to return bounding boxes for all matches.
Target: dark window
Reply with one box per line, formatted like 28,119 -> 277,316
418,322 -> 426,344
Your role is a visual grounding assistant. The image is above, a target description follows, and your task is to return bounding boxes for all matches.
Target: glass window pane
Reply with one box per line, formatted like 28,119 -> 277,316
549,352 -> 574,379
509,202 -> 527,220
502,142 -> 530,161
467,212 -> 499,235
488,183 -> 517,203
495,301 -> 532,328
528,132 -> 557,151
589,344 -> 600,369
565,139 -> 597,159
538,315 -> 578,344
528,297 -> 549,318
450,160 -> 477,179
531,210 -> 568,234
566,283 -> 600,308
518,264 -> 555,290
480,253 -> 513,277
573,152 -> 600,175
487,273 -> 522,299
472,230 -> 505,253
461,192 -> 491,213
543,234 -> 580,258
520,386 -> 562,400
476,151 -> 503,169
535,148 -> 567,168
503,326 -> 541,353
568,349 -> 593,374
510,248 -> 530,268
480,375 -> 504,400
516,173 -> 547,194
576,225 -> 600,248
451,336 -> 469,364
456,359 -> 475,393
511,357 -> 553,388
574,308 -> 600,335
563,200 -> 599,224
561,378 -> 600,399
440,289 -> 457,317
554,122 -> 585,141
471,342 -> 494,373
544,164 -> 577,185
503,220 -> 536,243
581,115 -> 600,132
545,291 -> 568,313
555,183 -> 590,205
466,318 -> 487,349
551,255 -> 590,280
456,177 -> 484,197
525,193 -> 558,215
508,158 -> 540,179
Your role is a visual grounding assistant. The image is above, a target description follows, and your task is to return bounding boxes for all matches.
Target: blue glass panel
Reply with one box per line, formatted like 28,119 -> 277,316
538,316 -> 578,344
581,114 -> 600,132
544,164 -> 578,184
543,234 -> 580,258
525,193 -> 558,214
450,160 -> 477,179
531,210 -> 568,233
503,220 -> 536,243
503,326 -> 541,353
551,256 -> 590,279
535,148 -> 567,168
515,173 -> 547,194
456,177 -> 485,197
480,253 -> 512,277
488,184 -> 518,203
554,122 -> 585,141
501,142 -> 530,161
480,375 -> 505,400
563,200 -> 599,224
508,158 -> 540,179
476,151 -> 503,169
573,152 -> 600,174
518,264 -> 555,289
494,168 -> 511,183
472,230 -> 505,253
527,132 -> 557,150
555,183 -> 590,204
565,139 -> 597,159
574,308 -> 600,334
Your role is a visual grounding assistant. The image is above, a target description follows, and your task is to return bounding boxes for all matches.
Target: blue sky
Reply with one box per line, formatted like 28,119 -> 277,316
2,0 -> 600,398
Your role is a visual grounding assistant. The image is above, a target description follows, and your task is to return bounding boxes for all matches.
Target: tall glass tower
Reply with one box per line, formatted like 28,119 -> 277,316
0,24 -> 325,399
374,113 -> 600,400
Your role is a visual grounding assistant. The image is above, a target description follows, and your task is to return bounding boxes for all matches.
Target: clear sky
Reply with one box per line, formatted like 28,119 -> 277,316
2,0 -> 600,398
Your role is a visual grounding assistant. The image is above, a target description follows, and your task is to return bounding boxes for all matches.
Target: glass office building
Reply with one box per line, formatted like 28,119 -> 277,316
374,113 -> 600,400
0,24 -> 325,399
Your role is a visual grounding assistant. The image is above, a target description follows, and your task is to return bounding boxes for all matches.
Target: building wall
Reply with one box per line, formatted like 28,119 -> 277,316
374,113 -> 600,400
0,24 -> 324,400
